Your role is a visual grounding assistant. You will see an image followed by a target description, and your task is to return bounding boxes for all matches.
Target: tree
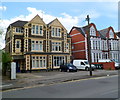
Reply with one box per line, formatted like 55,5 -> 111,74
2,52 -> 12,76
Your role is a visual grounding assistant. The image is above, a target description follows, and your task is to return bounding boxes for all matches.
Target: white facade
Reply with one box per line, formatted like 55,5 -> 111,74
90,25 -> 119,63
109,39 -> 119,61
90,37 -> 102,62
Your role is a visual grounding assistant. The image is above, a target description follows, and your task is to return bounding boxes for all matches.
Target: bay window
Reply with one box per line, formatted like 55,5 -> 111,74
31,40 -> 43,51
32,56 -> 46,68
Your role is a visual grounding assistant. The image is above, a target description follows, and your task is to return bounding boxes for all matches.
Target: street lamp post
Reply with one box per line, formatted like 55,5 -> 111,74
86,15 -> 92,76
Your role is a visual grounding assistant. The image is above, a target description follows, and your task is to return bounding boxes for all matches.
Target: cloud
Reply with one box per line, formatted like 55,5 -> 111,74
0,7 -> 100,49
0,6 -> 7,11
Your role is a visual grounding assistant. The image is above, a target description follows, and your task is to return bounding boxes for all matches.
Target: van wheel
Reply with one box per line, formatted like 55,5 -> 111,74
85,67 -> 89,71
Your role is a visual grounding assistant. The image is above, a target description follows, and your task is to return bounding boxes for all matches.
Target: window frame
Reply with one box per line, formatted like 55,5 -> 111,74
51,41 -> 62,52
31,24 -> 43,36
51,27 -> 61,37
32,56 -> 46,69
31,40 -> 43,52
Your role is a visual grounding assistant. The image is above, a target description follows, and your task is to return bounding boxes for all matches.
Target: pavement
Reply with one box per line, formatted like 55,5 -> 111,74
1,69 -> 119,91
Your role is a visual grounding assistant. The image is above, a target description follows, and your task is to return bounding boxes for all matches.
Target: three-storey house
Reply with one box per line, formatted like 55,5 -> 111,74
5,15 -> 71,72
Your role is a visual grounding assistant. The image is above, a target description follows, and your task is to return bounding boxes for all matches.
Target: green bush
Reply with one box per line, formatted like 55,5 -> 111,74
2,52 -> 12,76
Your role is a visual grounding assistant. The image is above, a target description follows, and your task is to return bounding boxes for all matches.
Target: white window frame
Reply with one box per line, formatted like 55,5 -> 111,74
51,27 -> 61,37
52,41 -> 62,52
32,56 -> 46,68
90,26 -> 96,36
31,24 -> 43,36
109,29 -> 114,38
53,56 -> 65,67
15,27 -> 23,33
31,40 -> 43,51
15,39 -> 21,52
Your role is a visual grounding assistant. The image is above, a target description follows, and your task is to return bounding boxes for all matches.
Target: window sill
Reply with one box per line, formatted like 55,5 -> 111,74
51,36 -> 62,38
51,51 -> 62,53
32,67 -> 46,69
31,34 -> 43,36
31,50 -> 44,52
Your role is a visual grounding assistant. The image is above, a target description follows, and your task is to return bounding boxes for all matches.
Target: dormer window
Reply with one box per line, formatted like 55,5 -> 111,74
15,27 -> 23,33
109,29 -> 114,38
90,26 -> 96,36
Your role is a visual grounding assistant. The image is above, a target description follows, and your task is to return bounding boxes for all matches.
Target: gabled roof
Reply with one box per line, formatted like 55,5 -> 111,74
116,32 -> 120,38
98,26 -> 115,39
71,26 -> 86,37
47,18 -> 67,31
29,14 -> 46,25
98,28 -> 109,38
98,31 -> 106,39
69,23 -> 96,37
47,18 -> 57,25
10,20 -> 28,27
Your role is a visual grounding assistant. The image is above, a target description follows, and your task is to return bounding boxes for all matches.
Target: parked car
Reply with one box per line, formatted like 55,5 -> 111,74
60,63 -> 77,72
111,59 -> 120,70
73,60 -> 95,71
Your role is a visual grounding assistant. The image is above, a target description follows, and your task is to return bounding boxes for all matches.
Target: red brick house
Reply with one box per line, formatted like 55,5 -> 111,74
69,23 -> 119,63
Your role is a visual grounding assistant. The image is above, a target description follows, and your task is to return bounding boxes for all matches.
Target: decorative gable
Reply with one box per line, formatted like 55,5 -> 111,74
29,14 -> 46,25
48,18 -> 66,31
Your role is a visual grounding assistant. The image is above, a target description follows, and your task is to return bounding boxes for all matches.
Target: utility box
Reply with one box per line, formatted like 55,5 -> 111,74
11,62 -> 16,80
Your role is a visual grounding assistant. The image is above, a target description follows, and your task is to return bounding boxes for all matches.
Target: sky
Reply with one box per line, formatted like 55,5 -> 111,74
0,1 -> 119,49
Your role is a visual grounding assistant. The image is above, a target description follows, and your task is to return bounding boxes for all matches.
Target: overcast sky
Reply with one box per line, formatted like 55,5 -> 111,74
0,1 -> 119,49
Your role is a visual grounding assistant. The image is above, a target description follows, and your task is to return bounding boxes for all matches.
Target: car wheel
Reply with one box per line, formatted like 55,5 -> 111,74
60,69 -> 62,72
85,67 -> 89,71
75,70 -> 77,72
67,69 -> 70,72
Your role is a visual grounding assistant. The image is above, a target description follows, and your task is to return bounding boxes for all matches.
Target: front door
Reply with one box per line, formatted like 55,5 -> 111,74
16,62 -> 20,72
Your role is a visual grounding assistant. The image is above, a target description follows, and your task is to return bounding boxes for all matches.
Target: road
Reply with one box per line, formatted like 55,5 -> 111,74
2,75 -> 118,99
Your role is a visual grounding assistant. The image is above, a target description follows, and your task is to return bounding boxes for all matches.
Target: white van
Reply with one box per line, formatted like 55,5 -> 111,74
73,60 -> 95,70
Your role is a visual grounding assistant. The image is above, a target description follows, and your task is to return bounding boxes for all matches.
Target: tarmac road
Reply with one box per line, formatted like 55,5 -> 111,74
2,75 -> 118,99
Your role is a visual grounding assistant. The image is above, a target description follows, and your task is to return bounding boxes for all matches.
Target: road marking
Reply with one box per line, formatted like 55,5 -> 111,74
2,75 -> 118,93
1,84 -> 46,93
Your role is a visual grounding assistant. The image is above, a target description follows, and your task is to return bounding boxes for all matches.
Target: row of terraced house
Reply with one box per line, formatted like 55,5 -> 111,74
5,15 -> 120,72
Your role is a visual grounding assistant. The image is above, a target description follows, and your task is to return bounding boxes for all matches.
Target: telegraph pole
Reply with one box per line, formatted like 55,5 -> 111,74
86,15 -> 92,76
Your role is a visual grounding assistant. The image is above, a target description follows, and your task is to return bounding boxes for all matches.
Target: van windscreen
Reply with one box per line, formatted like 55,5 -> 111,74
84,61 -> 88,64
